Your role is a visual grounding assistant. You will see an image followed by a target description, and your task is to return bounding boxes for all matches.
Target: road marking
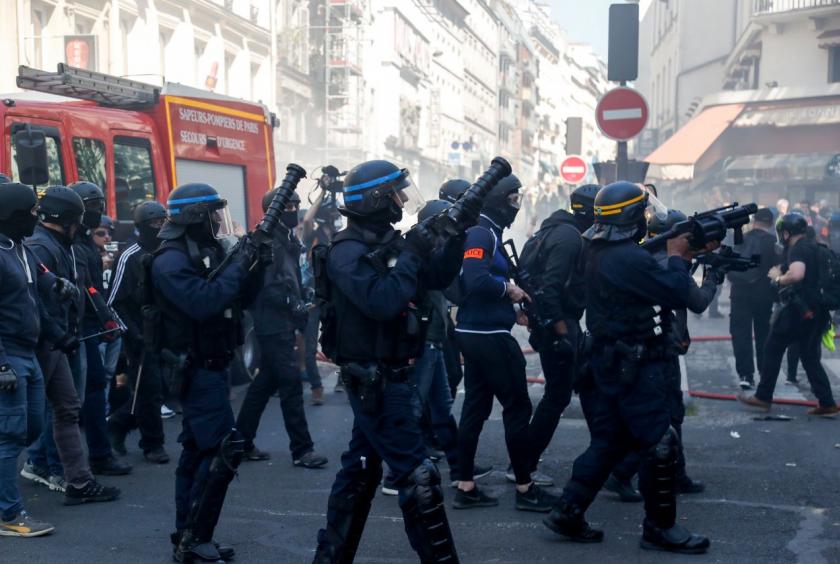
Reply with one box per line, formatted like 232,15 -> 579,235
602,108 -> 643,120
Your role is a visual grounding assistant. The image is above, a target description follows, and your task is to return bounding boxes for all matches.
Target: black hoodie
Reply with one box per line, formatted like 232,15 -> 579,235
521,209 -> 587,322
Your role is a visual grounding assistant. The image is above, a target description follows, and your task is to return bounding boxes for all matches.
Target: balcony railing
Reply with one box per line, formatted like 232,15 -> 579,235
753,0 -> 840,15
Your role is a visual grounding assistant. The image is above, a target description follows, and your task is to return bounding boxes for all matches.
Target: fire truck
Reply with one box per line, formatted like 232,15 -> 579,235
1,64 -> 278,238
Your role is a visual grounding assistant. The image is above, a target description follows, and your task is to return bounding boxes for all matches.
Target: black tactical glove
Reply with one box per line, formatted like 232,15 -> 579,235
704,266 -> 726,286
0,364 -> 17,393
404,222 -> 436,258
53,276 -> 80,303
53,332 -> 80,354
257,241 -> 274,267
233,236 -> 259,272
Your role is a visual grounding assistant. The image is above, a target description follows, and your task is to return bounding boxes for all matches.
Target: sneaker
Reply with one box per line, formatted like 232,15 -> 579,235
453,486 -> 498,509
381,474 -> 398,496
334,378 -> 345,393
426,446 -> 445,462
64,480 -> 120,505
516,483 -> 560,513
48,475 -> 67,493
20,462 -> 51,488
738,380 -> 753,390
160,404 -> 176,419
293,451 -> 328,469
450,464 -> 493,487
806,405 -> 840,417
243,445 -> 271,462
784,378 -> 798,386
311,387 -> 324,406
144,447 -> 171,464
0,511 -> 54,537
505,465 -> 554,487
737,394 -> 771,411
640,519 -> 710,554
90,455 -> 132,476
604,474 -> 643,502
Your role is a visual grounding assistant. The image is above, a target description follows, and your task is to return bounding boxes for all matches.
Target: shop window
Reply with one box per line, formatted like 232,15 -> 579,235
73,138 -> 107,195
113,136 -> 156,221
830,46 -> 840,83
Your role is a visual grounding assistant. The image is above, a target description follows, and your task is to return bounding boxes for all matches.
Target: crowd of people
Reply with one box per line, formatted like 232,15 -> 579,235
0,161 -> 837,564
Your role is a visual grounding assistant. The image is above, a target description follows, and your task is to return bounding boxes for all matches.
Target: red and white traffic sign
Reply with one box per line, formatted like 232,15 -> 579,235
560,155 -> 588,185
596,87 -> 649,141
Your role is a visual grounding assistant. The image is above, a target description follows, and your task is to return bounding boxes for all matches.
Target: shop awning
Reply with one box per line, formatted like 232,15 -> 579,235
818,29 -> 840,49
733,100 -> 840,128
724,153 -> 840,185
645,104 -> 744,181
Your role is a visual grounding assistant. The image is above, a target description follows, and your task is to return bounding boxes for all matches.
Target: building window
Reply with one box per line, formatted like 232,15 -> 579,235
830,46 -> 840,83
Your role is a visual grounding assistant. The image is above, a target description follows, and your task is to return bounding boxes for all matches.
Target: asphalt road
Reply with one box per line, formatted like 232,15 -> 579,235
5,308 -> 840,563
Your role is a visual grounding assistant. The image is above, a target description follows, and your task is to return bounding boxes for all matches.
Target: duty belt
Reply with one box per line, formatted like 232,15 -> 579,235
339,363 -> 413,385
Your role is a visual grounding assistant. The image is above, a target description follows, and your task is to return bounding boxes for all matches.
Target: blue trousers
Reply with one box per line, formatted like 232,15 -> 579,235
410,344 -> 458,473
175,368 -> 235,531
0,355 -> 45,520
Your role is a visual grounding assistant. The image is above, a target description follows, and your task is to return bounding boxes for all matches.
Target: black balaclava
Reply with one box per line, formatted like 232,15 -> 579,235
82,200 -> 104,231
137,223 -> 162,252
0,211 -> 38,242
186,215 -> 217,246
281,210 -> 299,230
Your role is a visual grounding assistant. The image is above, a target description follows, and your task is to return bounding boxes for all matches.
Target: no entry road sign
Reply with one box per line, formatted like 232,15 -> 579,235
560,155 -> 588,185
596,87 -> 649,141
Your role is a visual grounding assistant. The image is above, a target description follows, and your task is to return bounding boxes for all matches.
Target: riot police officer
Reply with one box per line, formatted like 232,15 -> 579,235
152,183 -> 267,563
107,201 -> 170,464
312,160 -> 463,563
605,209 -> 719,502
69,181 -> 129,477
520,184 -> 599,482
543,182 -> 710,554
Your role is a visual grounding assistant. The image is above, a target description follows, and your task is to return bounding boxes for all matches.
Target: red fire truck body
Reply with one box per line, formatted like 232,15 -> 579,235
1,65 -> 277,233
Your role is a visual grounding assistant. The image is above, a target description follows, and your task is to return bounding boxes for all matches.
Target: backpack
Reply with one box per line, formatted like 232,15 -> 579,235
519,227 -> 552,282
816,243 -> 840,311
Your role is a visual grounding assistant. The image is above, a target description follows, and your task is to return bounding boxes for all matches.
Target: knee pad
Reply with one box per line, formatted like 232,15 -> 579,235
400,460 -> 443,510
649,426 -> 679,463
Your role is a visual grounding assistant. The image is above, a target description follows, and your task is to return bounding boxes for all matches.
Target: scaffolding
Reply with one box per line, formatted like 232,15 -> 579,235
323,0 -> 367,169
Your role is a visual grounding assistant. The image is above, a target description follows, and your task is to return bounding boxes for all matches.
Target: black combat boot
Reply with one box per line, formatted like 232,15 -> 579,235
542,498 -> 604,543
604,474 -> 643,502
173,530 -> 223,563
172,532 -> 234,562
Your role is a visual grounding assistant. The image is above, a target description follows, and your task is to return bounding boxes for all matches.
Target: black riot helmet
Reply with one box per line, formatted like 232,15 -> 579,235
418,199 -> 451,223
776,213 -> 808,243
38,186 -> 85,231
439,179 -> 470,204
133,200 -> 167,227
262,188 -> 301,213
340,160 -> 423,224
481,173 -> 522,228
68,181 -> 106,230
648,208 -> 687,239
570,184 -> 600,231
159,183 -> 231,241
586,181 -> 649,243
0,182 -> 39,241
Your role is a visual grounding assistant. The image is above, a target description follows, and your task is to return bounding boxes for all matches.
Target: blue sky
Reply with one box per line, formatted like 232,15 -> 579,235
547,0 -> 651,60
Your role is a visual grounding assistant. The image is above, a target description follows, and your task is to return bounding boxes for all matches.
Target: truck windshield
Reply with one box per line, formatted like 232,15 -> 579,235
73,138 -> 107,195
114,136 -> 156,221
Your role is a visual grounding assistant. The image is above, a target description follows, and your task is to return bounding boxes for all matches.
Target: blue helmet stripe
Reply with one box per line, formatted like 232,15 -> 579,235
343,194 -> 364,202
343,170 -> 404,193
168,194 -> 222,206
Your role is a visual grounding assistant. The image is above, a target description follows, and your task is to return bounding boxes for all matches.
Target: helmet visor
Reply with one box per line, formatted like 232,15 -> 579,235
210,205 -> 234,240
644,190 -> 668,224
394,174 -> 425,217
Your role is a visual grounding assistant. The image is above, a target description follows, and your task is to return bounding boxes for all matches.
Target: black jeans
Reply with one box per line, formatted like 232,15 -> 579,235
729,292 -> 773,382
756,307 -> 836,408
236,333 -> 314,459
443,316 -> 462,399
528,321 -> 578,472
81,331 -> 112,461
456,331 -> 532,484
108,342 -> 165,452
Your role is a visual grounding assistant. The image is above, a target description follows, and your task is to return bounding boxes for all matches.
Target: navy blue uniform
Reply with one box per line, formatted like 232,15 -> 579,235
152,242 -> 253,533
563,240 -> 692,521
316,221 -> 462,563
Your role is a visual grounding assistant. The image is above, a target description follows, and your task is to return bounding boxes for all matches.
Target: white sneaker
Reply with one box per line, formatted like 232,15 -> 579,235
160,405 -> 176,419
739,380 -> 753,390
48,475 -> 67,493
20,462 -> 51,488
